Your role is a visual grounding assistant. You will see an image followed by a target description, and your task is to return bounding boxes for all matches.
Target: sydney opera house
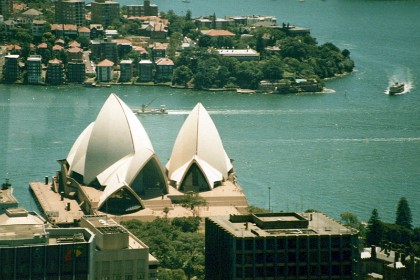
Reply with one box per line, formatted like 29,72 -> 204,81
54,94 -> 248,218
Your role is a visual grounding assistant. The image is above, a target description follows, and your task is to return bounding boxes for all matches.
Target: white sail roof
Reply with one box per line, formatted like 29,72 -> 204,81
66,94 -> 166,209
166,103 -> 233,188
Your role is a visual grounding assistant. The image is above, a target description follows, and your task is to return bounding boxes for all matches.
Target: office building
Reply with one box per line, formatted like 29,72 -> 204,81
205,212 -> 359,280
81,215 -> 158,280
0,208 -> 95,280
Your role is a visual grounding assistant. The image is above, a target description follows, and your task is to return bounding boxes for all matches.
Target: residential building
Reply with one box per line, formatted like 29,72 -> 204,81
201,29 -> 235,38
78,26 -> 91,39
0,208 -> 95,280
361,246 -> 420,280
31,19 -> 46,37
68,46 -> 84,61
3,19 -> 16,37
126,0 -> 158,17
63,23 -> 78,38
20,8 -> 43,25
96,58 -> 114,82
36,42 -> 48,58
216,49 -> 260,61
91,0 -> 120,28
91,38 -> 118,63
117,42 -> 133,59
154,57 -> 173,82
119,59 -> 133,82
26,56 -> 42,84
50,23 -> 64,37
205,212 -> 360,280
46,59 -> 64,85
3,55 -> 20,83
55,0 -> 86,26
80,215 -> 158,280
90,23 -> 104,39
67,59 -> 86,83
151,43 -> 167,60
138,59 -> 153,82
0,0 -> 13,19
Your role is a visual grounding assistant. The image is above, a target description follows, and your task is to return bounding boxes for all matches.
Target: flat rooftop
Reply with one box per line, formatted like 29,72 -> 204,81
209,212 -> 356,238
0,185 -> 18,205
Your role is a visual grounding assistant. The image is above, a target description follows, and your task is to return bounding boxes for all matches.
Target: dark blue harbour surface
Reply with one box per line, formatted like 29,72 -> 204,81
1,0 -> 420,225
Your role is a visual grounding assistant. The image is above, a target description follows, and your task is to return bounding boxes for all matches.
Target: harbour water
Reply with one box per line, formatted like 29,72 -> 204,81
1,0 -> 420,225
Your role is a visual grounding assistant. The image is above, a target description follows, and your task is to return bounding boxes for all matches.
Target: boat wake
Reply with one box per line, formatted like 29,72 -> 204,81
385,70 -> 414,95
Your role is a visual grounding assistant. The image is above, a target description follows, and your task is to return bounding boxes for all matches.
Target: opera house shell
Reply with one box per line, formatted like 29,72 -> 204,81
64,94 -> 168,215
166,103 -> 234,192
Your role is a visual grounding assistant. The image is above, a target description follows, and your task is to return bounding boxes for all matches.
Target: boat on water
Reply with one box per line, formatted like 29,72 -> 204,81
388,82 -> 405,95
134,104 -> 168,114
236,88 -> 256,94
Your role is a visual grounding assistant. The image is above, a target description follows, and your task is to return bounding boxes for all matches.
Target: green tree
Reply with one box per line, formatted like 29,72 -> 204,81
173,65 -> 193,87
366,209 -> 384,246
262,57 -> 284,81
395,197 -> 413,230
178,191 -> 207,216
340,212 -> 366,237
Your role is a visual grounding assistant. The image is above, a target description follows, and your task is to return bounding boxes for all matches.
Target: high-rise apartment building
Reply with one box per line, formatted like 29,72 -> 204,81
3,55 -> 20,83
126,0 -> 158,17
67,59 -> 86,83
205,212 -> 360,280
46,58 -> 65,85
55,0 -> 85,26
119,59 -> 133,82
0,0 -> 13,19
26,56 -> 42,84
91,0 -> 120,28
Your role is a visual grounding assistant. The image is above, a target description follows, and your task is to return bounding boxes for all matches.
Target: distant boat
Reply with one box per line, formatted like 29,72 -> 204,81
236,88 -> 256,94
182,0 -> 190,3
134,104 -> 168,114
388,82 -> 405,95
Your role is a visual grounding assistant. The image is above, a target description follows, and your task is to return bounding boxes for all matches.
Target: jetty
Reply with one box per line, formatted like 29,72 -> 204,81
30,181 -> 84,226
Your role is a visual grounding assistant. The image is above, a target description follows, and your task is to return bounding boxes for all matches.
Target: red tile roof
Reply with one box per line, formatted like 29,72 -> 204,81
97,59 -> 114,67
53,45 -> 64,51
64,24 -> 77,31
78,27 -> 90,33
202,29 -> 235,37
37,43 -> 48,48
49,58 -> 62,64
68,41 -> 81,48
155,57 -> 174,66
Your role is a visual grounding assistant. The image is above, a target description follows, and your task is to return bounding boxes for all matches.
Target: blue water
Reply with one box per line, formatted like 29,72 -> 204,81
1,0 -> 420,226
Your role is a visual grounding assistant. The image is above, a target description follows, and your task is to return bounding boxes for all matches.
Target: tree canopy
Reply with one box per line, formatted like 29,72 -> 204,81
395,197 -> 413,230
366,208 -> 383,246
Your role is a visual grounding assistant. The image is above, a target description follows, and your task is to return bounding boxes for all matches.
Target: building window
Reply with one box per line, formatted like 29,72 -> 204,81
288,238 -> 297,249
277,239 -> 286,250
288,252 -> 296,263
298,265 -> 308,277
245,239 -> 253,251
310,237 -> 318,249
